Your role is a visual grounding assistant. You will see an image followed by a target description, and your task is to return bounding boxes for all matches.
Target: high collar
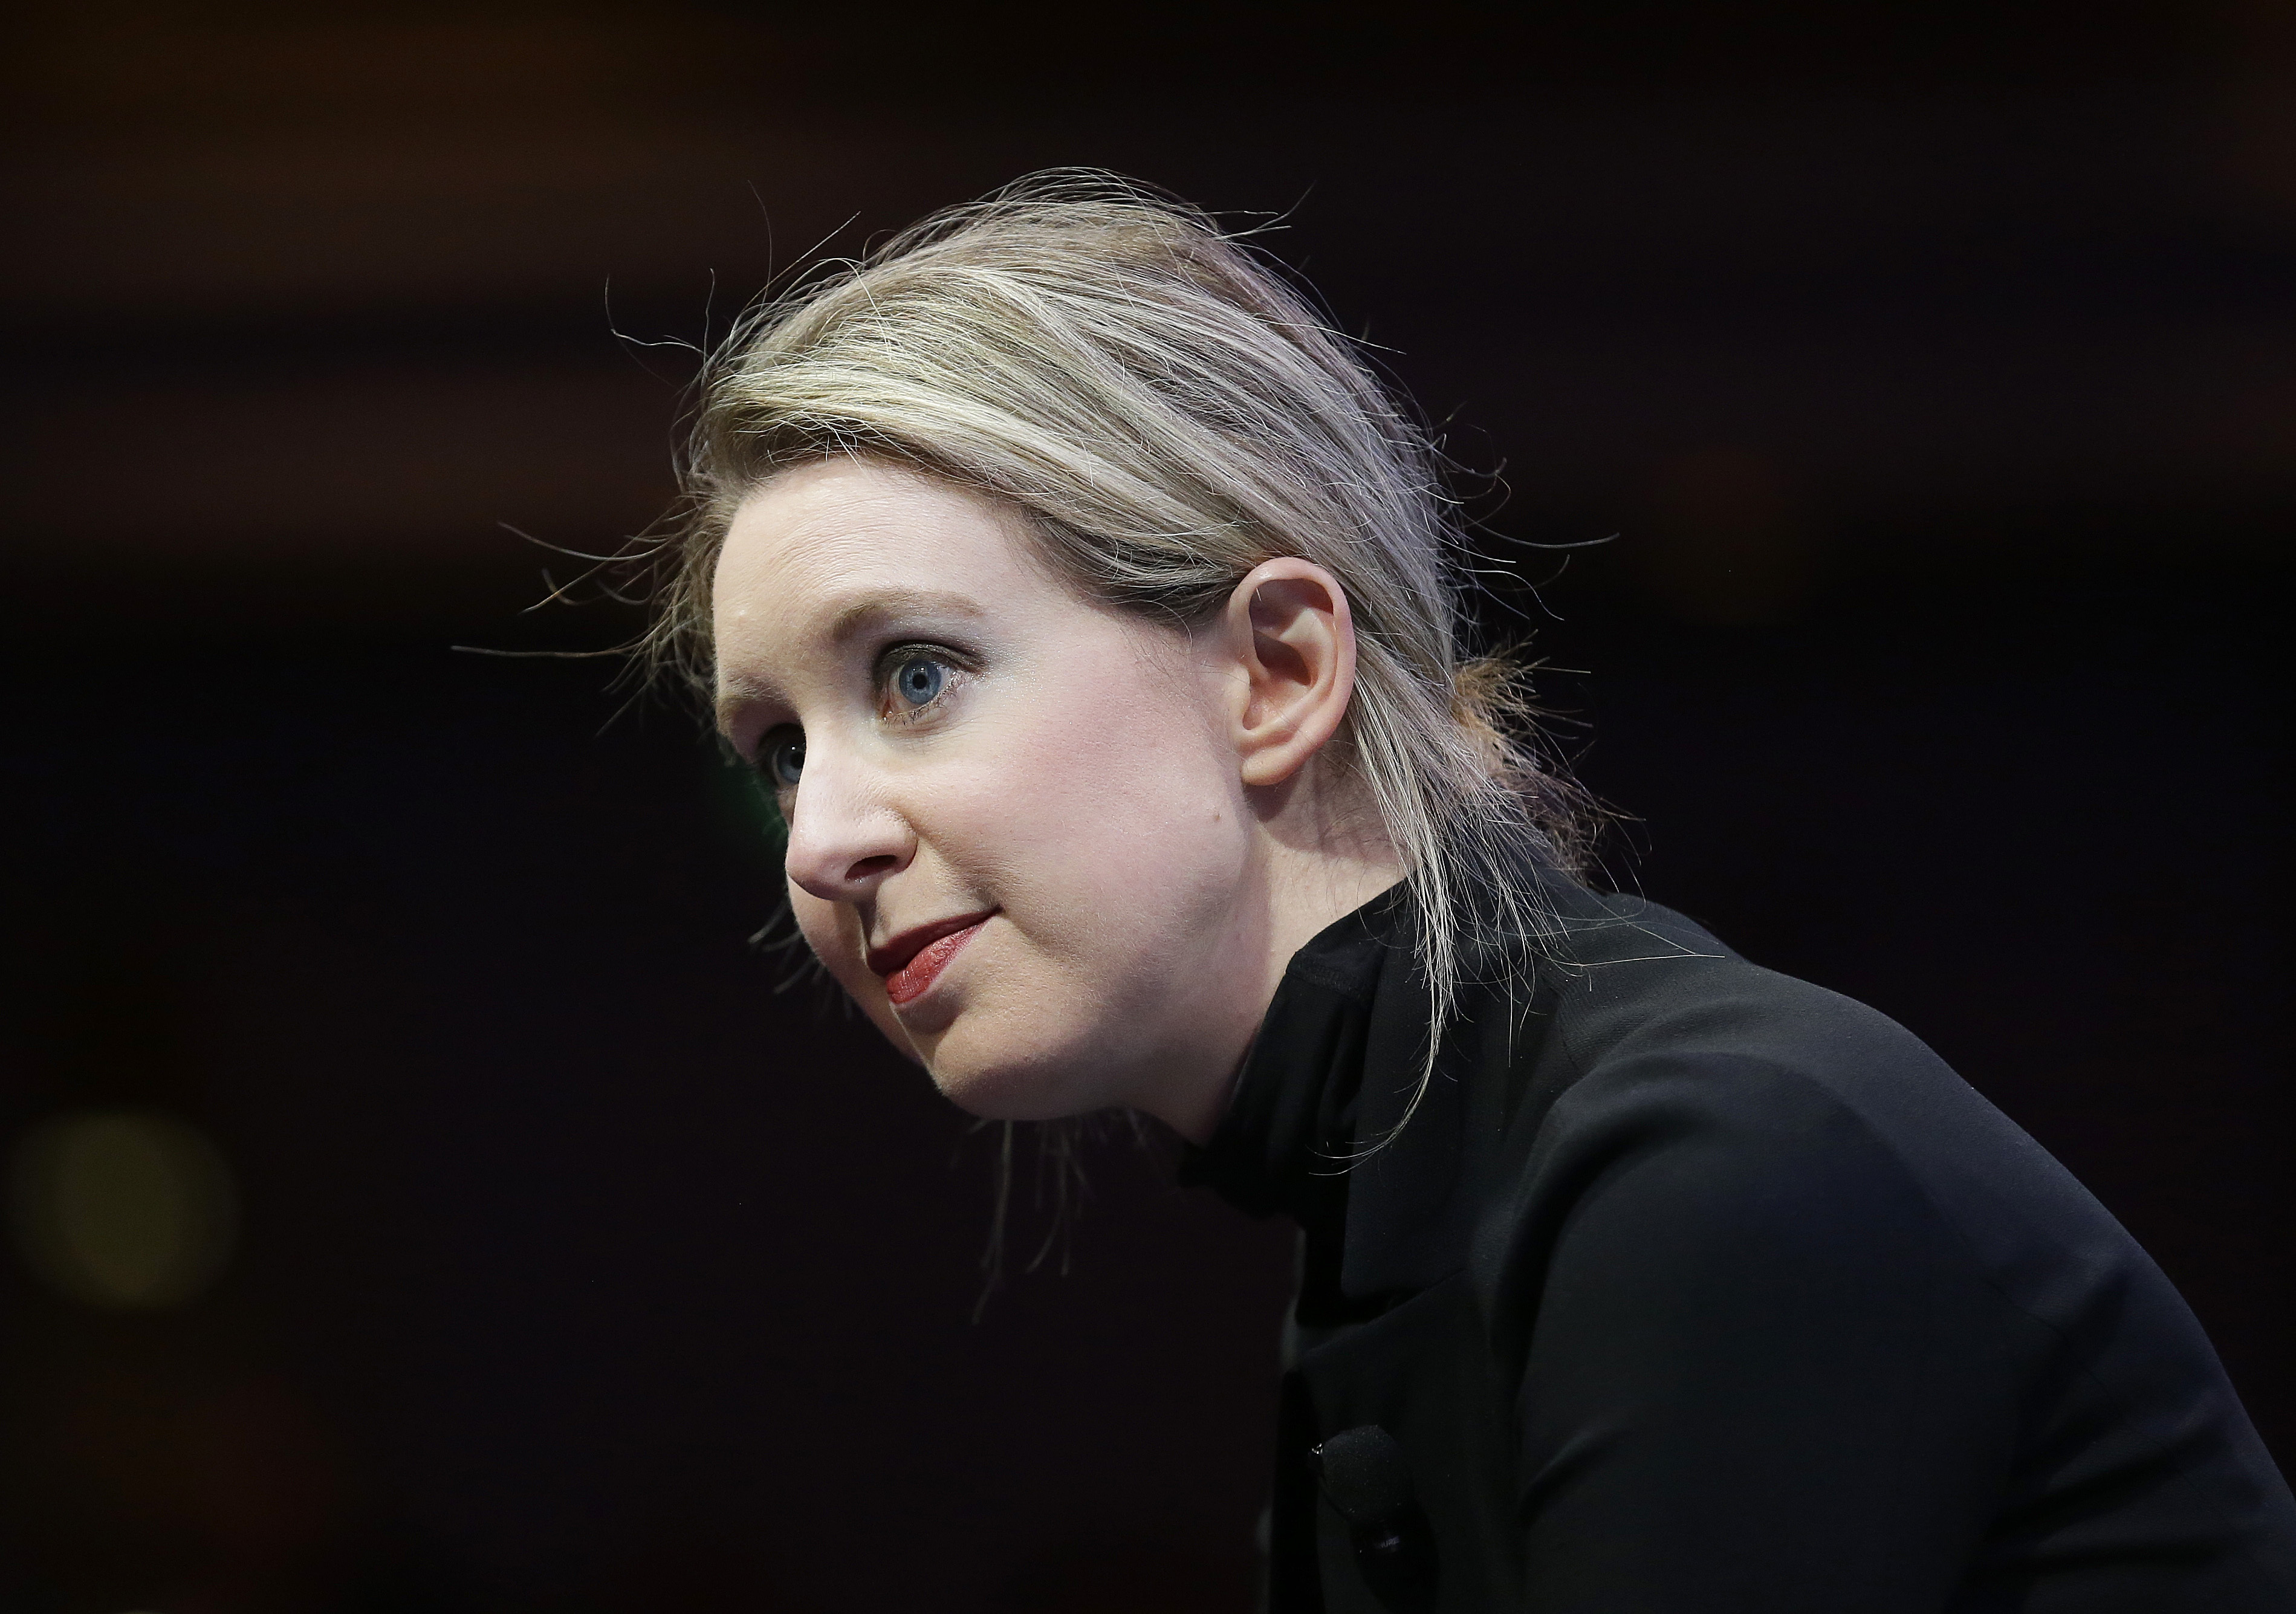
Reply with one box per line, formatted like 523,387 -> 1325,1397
1179,881 -> 1417,1227
1181,867 -> 1736,1311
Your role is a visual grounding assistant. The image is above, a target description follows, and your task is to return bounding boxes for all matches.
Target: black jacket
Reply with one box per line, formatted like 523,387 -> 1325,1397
1185,877 -> 2296,1612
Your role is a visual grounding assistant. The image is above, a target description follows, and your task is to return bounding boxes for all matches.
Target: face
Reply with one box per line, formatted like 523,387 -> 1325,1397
712,459 -> 1280,1124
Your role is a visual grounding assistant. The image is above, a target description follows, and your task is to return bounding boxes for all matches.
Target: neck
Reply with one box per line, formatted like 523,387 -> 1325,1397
1149,776 -> 1405,1146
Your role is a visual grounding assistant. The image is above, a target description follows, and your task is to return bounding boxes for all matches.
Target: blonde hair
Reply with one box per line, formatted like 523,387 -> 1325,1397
643,170 -> 1589,1147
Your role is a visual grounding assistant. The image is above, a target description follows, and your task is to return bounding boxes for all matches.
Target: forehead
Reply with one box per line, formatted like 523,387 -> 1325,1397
712,459 -> 1049,702
716,457 -> 1042,604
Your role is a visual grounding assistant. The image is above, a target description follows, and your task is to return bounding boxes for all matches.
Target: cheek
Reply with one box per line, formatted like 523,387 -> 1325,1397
939,669 -> 1244,940
790,885 -> 918,1060
790,887 -> 858,977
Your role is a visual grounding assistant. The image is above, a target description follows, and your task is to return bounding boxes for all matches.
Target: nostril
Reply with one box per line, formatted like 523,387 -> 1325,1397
846,854 -> 900,881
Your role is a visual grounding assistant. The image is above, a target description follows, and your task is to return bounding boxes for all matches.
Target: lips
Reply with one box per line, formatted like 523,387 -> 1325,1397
869,912 -> 993,1007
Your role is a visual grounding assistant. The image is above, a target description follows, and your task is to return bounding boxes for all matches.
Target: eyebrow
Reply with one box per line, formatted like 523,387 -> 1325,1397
823,585 -> 989,646
713,585 -> 991,734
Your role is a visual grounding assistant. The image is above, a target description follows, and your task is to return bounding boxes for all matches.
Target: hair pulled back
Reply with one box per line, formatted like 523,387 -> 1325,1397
645,169 -> 1589,1146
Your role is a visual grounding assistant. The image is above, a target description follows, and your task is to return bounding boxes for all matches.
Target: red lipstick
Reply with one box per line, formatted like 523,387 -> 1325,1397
870,913 -> 993,1006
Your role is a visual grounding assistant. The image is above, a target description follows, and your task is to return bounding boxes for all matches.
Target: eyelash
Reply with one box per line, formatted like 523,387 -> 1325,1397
874,643 -> 968,726
748,641 -> 973,796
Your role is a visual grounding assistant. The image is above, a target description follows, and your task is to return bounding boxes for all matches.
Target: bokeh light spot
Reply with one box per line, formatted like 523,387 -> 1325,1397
8,1111 -> 239,1309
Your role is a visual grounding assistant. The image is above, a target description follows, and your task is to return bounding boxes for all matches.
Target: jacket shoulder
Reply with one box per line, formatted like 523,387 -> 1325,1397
1513,895 -> 2118,1306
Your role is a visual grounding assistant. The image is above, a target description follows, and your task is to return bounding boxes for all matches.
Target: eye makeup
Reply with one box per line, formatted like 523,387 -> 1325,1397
872,639 -> 978,727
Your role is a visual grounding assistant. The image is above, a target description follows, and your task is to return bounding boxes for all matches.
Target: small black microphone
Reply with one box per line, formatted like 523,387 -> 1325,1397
1309,1425 -> 1438,1613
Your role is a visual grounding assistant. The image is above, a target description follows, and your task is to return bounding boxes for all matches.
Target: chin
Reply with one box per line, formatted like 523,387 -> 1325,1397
916,1026 -> 1108,1123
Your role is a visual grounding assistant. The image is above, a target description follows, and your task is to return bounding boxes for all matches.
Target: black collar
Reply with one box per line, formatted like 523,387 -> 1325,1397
1182,870 -> 1658,1314
1179,881 -> 1413,1225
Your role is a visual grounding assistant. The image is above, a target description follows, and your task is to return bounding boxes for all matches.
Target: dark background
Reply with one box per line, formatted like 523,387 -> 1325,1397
1,2 -> 2289,1610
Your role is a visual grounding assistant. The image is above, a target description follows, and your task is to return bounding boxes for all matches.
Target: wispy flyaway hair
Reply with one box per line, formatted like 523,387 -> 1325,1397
643,169 -> 1591,1146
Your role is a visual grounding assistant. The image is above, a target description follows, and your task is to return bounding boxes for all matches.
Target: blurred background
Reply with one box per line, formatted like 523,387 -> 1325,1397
1,1 -> 2289,1609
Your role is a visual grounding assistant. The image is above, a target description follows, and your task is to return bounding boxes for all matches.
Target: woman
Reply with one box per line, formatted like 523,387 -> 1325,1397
646,173 -> 2296,1610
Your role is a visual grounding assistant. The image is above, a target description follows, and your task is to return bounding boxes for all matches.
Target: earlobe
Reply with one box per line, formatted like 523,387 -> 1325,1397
1225,559 -> 1358,789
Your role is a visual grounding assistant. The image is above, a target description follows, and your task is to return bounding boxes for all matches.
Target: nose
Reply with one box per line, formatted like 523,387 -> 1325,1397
780,744 -> 913,904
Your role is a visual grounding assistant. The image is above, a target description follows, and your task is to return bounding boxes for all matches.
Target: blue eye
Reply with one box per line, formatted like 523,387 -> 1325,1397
893,656 -> 946,708
765,731 -> 805,787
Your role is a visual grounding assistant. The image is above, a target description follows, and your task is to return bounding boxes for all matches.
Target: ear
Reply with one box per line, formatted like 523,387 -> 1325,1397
1219,558 -> 1358,789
